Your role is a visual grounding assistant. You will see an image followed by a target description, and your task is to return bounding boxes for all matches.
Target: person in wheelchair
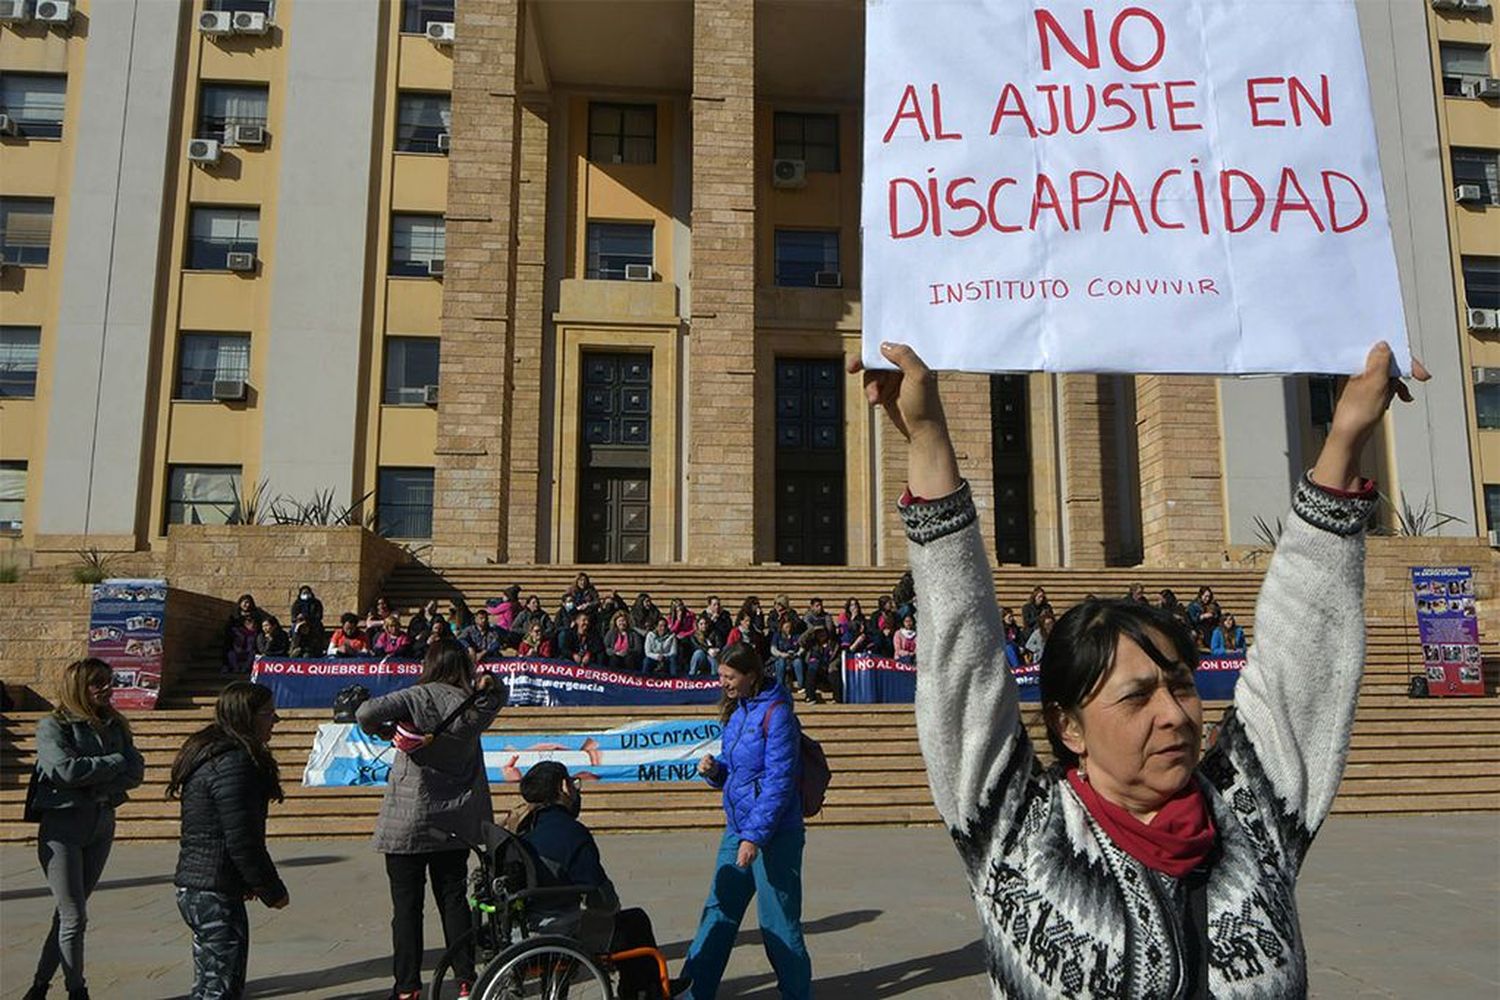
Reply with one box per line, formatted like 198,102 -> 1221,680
507,761 -> 689,1000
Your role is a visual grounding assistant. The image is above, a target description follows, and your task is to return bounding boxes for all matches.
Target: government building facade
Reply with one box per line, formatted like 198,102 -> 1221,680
0,0 -> 1495,571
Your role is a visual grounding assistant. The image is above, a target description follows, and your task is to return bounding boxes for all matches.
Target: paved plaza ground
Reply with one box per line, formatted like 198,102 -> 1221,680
1,816 -> 1496,999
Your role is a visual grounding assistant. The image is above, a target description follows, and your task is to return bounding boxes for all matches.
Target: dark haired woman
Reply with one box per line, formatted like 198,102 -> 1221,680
169,682 -> 288,999
857,340 -> 1424,998
1211,612 -> 1248,658
683,645 -> 811,998
290,585 -> 324,632
356,641 -> 506,1000
838,598 -> 869,657
25,659 -> 145,1000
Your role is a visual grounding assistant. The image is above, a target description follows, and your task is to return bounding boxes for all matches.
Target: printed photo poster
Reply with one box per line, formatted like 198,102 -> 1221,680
1411,567 -> 1484,697
862,0 -> 1411,376
88,579 -> 167,711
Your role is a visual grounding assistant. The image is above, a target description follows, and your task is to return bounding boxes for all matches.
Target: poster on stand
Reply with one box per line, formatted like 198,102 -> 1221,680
1411,567 -> 1484,697
88,579 -> 168,711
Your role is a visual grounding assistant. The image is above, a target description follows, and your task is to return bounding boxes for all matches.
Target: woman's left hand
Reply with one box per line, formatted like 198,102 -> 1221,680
1311,341 -> 1429,492
736,840 -> 759,868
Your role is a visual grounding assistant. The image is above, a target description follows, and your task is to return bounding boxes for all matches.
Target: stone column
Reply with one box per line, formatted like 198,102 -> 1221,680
1136,376 -> 1226,565
686,0 -> 757,563
430,0 -> 524,564
1057,374 -> 1109,566
505,100 -> 551,563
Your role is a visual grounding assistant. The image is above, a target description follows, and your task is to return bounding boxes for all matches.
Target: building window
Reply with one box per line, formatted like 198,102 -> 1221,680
188,207 -> 259,270
176,333 -> 250,401
377,467 -> 434,538
0,198 -> 53,267
396,92 -> 450,153
390,214 -> 445,276
166,465 -> 242,526
197,83 -> 269,140
1476,381 -> 1500,431
773,112 -> 839,172
585,222 -> 653,280
0,326 -> 41,398
384,337 -> 440,405
1453,148 -> 1500,206
774,229 -> 840,288
205,0 -> 274,13
1440,43 -> 1492,98
0,73 -> 66,139
1463,256 -> 1500,310
0,461 -> 24,532
588,102 -> 655,165
401,0 -> 453,33
1487,485 -> 1500,533
1308,375 -> 1337,428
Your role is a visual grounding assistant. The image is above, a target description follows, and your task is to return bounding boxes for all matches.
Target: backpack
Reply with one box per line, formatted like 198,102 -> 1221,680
762,701 -> 831,818
332,684 -> 371,723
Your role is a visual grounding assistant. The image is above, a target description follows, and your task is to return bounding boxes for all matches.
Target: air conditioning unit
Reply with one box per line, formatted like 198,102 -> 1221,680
199,10 -> 233,34
436,131 -> 450,153
0,114 -> 15,135
1458,0 -> 1490,11
187,137 -> 222,164
231,10 -> 267,34
227,124 -> 266,147
1455,184 -> 1485,204
623,263 -> 653,281
225,251 -> 256,272
1430,0 -> 1461,8
1470,307 -> 1500,331
1472,366 -> 1500,385
212,378 -> 247,401
32,0 -> 69,25
426,20 -> 454,44
423,384 -> 439,405
1477,78 -> 1500,100
771,158 -> 807,189
0,0 -> 30,24
814,270 -> 843,288
1489,529 -> 1500,548
427,258 -> 445,276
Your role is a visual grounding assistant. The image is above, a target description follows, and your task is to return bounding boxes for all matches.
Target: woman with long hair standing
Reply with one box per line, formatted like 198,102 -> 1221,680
25,658 -> 145,1000
683,644 -> 811,999
356,641 -> 506,1000
168,682 -> 288,999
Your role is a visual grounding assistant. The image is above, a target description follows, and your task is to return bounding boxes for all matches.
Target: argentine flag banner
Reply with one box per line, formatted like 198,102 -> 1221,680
303,719 -> 724,787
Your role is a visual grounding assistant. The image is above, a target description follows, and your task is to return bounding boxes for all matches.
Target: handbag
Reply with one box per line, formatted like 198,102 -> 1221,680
23,766 -> 43,823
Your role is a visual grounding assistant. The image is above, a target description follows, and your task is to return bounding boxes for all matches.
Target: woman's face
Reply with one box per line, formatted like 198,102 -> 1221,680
576,573 -> 590,589
87,673 -> 113,708
1058,630 -> 1203,816
385,618 -> 400,635
528,623 -> 542,641
718,663 -> 755,700
849,599 -> 862,616
239,597 -> 253,613
262,619 -> 275,635
1199,588 -> 1214,604
299,589 -> 312,602
342,621 -> 358,637
1222,615 -> 1237,631
253,699 -> 280,743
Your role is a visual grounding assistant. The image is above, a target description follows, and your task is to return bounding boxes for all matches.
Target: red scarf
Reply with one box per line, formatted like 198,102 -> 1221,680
1066,768 -> 1216,878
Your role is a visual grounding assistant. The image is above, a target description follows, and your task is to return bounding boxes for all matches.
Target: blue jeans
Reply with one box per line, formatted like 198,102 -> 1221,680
689,649 -> 716,677
773,656 -> 805,689
683,827 -> 811,1000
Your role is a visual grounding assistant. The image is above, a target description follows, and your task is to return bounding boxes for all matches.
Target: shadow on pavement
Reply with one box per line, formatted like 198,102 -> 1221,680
0,855 -> 349,903
656,908 -> 883,960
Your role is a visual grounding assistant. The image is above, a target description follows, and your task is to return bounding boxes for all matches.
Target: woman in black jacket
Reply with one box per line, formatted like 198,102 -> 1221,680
168,682 -> 288,1000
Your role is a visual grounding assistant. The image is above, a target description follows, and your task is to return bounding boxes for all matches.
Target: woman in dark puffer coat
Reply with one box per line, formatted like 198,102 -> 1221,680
169,682 -> 288,1000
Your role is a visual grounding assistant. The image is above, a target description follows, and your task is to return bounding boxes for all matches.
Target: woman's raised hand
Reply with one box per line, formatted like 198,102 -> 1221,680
848,342 -> 962,499
1310,341 -> 1430,492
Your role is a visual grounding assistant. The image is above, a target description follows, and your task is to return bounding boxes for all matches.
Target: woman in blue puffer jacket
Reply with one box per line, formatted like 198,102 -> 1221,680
682,644 -> 811,999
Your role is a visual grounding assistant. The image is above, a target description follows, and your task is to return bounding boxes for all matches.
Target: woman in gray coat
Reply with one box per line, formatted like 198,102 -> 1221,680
25,658 -> 146,1000
356,640 -> 505,1000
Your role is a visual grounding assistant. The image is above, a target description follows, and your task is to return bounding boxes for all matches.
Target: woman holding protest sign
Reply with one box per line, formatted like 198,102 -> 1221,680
854,339 -> 1426,998
356,641 -> 506,1000
684,644 -> 811,999
24,659 -> 145,1000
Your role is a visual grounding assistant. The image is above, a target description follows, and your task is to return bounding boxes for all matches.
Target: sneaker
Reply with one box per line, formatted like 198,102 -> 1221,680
386,991 -> 420,1000
458,982 -> 473,999
22,984 -> 48,1000
668,976 -> 693,998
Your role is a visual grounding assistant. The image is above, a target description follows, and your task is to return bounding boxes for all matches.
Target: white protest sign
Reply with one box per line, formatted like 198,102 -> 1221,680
861,0 -> 1411,375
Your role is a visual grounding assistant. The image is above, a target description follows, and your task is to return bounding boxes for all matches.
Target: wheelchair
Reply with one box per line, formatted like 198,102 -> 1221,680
430,822 -> 674,1000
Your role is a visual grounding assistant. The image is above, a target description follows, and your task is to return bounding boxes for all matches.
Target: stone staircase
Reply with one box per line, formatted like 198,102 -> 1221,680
3,560 -> 1497,843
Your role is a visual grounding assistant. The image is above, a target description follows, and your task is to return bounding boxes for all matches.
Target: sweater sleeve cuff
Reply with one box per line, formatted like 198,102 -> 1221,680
1292,471 -> 1377,536
898,480 -> 977,545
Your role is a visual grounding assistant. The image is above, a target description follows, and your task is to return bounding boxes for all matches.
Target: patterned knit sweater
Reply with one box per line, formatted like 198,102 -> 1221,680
904,475 -> 1374,999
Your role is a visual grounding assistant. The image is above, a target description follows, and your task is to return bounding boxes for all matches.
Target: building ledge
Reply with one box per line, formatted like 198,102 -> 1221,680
554,278 -> 679,325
